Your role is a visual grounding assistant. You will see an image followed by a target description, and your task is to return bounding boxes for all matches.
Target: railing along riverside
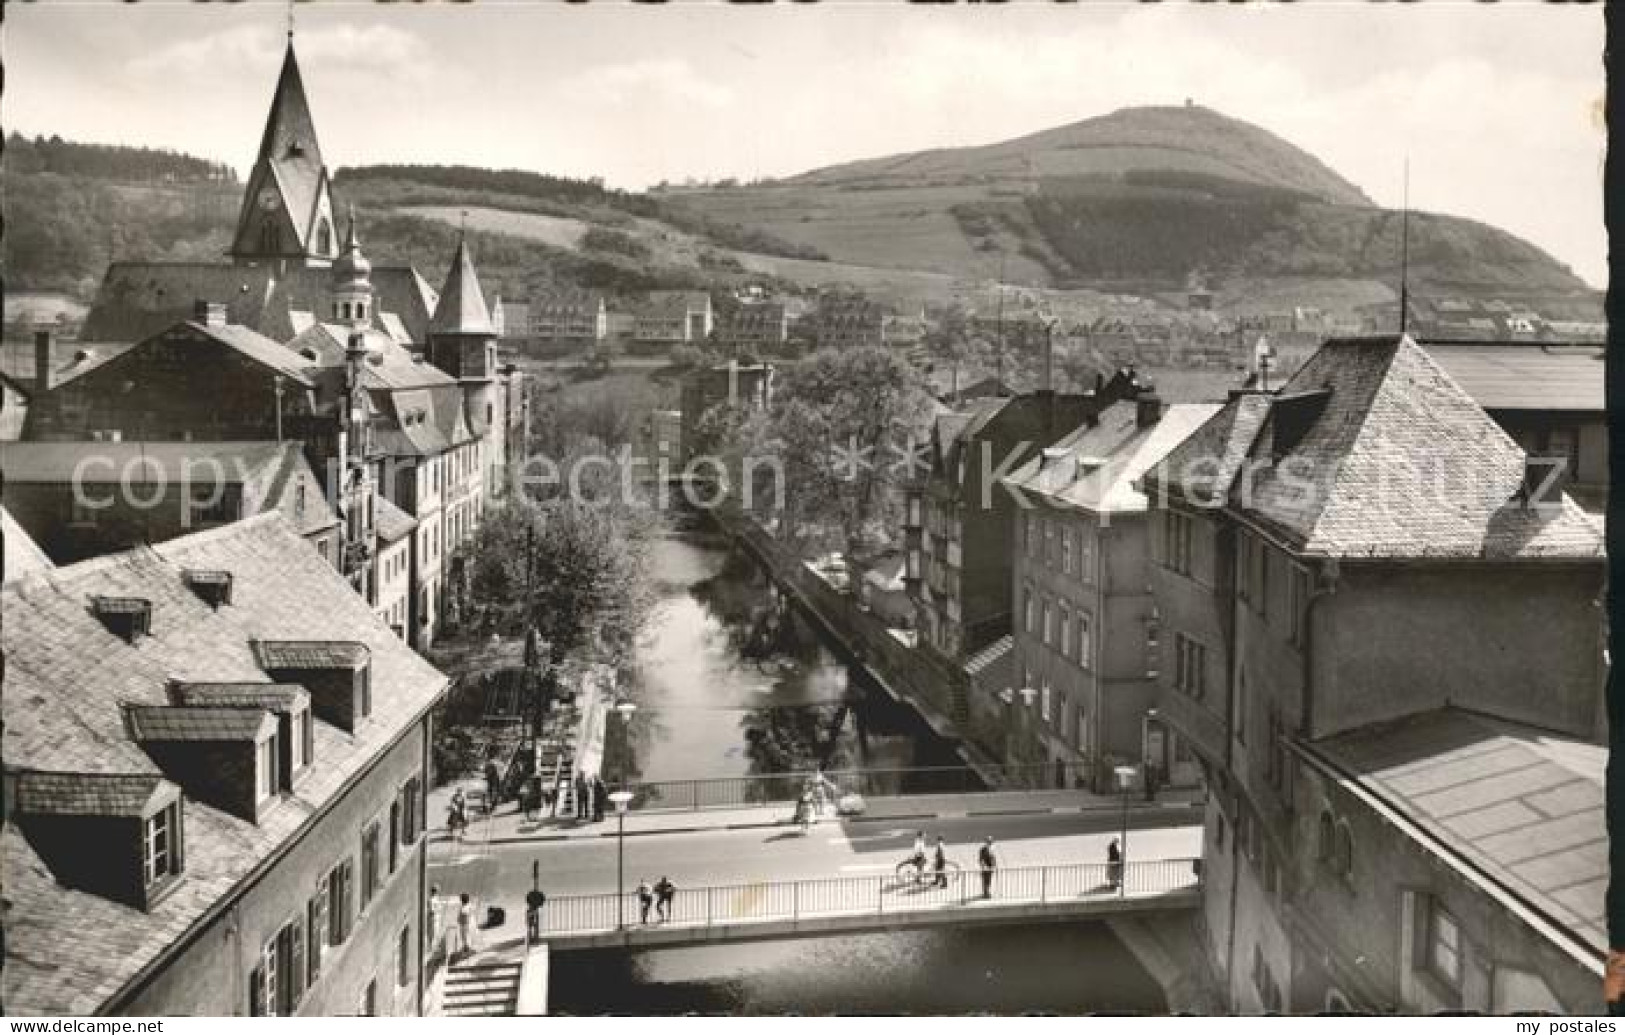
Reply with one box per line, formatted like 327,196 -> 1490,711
622,761 -> 1103,812
534,858 -> 1201,937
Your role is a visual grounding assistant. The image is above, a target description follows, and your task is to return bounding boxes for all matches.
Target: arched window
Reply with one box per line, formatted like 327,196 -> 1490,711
1334,821 -> 1353,877
1317,810 -> 1335,862
259,220 -> 279,254
315,218 -> 333,256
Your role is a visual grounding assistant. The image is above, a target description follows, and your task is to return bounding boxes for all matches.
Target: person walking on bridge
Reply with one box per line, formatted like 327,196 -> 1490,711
1107,836 -> 1124,890
978,836 -> 998,899
653,876 -> 677,922
933,836 -> 950,889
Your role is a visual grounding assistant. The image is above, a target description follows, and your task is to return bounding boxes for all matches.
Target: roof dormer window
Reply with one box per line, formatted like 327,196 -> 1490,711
92,596 -> 153,644
182,570 -> 234,610
15,771 -> 185,910
129,705 -> 280,823
254,641 -> 373,731
172,683 -> 314,785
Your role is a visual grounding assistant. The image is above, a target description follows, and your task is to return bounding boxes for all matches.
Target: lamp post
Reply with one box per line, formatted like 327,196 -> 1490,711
1114,764 -> 1137,897
610,789 -> 634,929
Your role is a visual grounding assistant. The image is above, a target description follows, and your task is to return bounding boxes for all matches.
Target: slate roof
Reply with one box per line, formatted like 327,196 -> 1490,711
1004,401 -> 1220,515
13,771 -> 177,818
80,262 -> 438,346
253,639 -> 371,671
374,494 -> 418,545
127,705 -> 276,743
1141,336 -> 1603,561
171,682 -> 310,712
1421,342 -> 1604,413
429,235 -> 494,336
1310,707 -> 1606,959
2,514 -> 448,1015
3,504 -> 54,584
229,43 -> 329,261
0,440 -> 287,483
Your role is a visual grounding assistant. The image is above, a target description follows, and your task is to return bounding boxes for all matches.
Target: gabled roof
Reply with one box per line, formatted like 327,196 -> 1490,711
1143,336 -> 1603,561
429,235 -> 494,336
229,43 -> 333,263
1005,401 -> 1221,515
2,514 -> 448,1015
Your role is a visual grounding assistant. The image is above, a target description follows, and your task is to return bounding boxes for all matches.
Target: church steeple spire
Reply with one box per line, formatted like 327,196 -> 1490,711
230,39 -> 338,267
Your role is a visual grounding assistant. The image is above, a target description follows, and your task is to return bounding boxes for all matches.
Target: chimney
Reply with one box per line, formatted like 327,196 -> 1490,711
33,328 -> 53,392
1136,394 -> 1164,429
192,299 -> 228,328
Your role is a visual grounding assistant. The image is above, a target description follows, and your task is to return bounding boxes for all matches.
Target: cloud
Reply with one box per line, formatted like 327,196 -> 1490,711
560,59 -> 733,110
128,23 -> 430,82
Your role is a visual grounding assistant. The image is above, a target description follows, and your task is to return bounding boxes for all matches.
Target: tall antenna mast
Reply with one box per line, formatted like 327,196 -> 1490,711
287,0 -> 295,42
1399,157 -> 1411,336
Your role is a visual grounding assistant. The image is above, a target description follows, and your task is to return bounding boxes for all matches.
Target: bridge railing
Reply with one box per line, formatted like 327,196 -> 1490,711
621,762 -> 1099,812
535,857 -> 1202,937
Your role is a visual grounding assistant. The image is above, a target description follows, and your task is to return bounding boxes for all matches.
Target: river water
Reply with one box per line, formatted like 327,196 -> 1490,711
613,523 -> 967,786
558,522 -> 1165,1015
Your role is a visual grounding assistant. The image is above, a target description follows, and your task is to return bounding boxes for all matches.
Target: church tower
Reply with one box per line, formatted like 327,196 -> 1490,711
229,40 -> 339,268
427,232 -> 505,493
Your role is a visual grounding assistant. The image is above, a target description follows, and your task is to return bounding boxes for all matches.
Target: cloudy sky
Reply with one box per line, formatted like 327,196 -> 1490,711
6,1 -> 1606,286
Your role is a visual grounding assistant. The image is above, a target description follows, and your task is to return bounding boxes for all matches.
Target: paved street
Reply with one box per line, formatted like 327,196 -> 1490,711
430,806 -> 1202,933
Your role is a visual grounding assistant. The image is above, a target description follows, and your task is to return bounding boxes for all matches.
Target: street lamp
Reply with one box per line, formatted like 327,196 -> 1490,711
610,789 -> 635,929
1114,764 -> 1137,897
1142,708 -> 1162,802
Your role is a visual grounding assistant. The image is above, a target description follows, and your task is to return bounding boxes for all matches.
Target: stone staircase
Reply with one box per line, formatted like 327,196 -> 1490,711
442,959 -> 523,1016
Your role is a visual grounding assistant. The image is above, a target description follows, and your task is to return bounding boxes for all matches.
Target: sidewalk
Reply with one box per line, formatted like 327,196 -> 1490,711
428,782 -> 1205,847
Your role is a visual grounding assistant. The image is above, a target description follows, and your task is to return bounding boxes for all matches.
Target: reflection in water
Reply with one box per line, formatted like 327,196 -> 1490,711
622,529 -> 964,786
548,923 -> 1166,1015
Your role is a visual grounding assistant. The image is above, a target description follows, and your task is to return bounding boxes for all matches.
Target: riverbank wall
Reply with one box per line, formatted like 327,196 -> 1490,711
707,504 -> 1006,785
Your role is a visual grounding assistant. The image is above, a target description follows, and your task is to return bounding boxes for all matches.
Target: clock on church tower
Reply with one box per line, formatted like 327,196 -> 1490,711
257,186 -> 281,212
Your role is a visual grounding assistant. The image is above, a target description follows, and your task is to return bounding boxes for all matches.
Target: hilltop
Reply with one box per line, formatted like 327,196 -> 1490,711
661,104 -> 1598,318
784,104 -> 1372,207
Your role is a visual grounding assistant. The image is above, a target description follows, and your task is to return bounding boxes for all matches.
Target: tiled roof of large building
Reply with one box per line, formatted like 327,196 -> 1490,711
2,514 -> 448,1015
1142,336 -> 1603,560
1004,401 -> 1220,515
0,440 -> 288,483
1309,707 -> 1606,961
1421,342 -> 1604,413
80,262 -> 438,346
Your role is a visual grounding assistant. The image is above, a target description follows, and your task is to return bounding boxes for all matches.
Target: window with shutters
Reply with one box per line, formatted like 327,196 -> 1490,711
1042,599 -> 1053,646
406,776 -> 423,843
253,918 -> 306,1016
308,877 -> 329,985
328,859 -> 354,945
397,925 -> 412,987
1058,603 -> 1071,659
1061,530 -> 1073,574
256,734 -> 281,803
389,801 -> 401,873
1023,588 -> 1035,634
1162,511 -> 1193,576
1077,611 -> 1092,669
361,821 -> 381,911
1040,682 -> 1051,724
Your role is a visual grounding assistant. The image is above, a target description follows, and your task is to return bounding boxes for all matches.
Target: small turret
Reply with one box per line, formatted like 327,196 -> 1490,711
329,206 -> 374,328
